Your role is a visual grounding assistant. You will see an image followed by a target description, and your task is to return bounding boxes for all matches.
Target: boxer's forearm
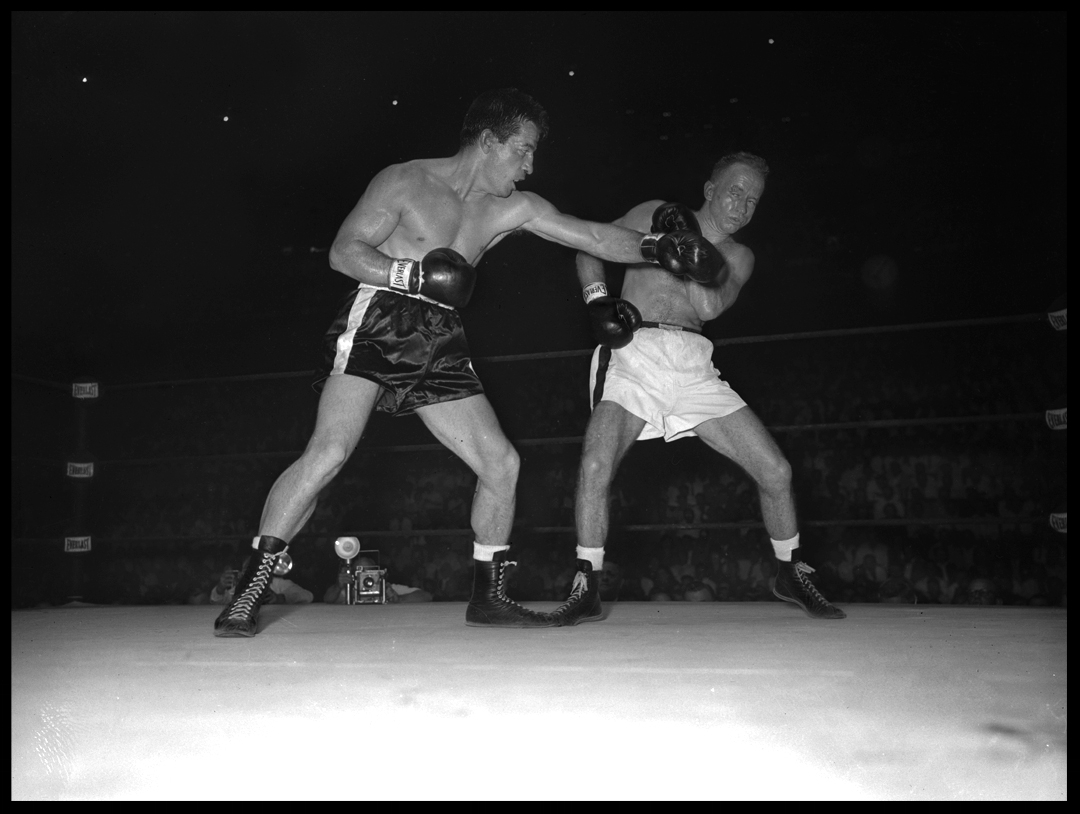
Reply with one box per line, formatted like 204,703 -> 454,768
328,239 -> 396,286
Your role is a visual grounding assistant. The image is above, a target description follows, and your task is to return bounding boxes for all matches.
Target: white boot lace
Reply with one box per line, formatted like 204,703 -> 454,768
554,570 -> 589,615
495,560 -> 525,607
793,561 -> 830,606
225,552 -> 277,620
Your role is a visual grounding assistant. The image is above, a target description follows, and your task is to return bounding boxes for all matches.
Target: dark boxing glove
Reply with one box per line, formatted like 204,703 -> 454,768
388,248 -> 477,309
642,231 -> 728,287
640,202 -> 701,259
651,202 -> 701,236
584,285 -> 642,350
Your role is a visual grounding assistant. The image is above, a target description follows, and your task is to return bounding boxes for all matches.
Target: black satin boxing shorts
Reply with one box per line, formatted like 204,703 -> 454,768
312,286 -> 484,416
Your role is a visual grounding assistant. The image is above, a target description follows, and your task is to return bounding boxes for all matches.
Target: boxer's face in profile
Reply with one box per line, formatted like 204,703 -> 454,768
483,120 -> 539,197
703,163 -> 765,236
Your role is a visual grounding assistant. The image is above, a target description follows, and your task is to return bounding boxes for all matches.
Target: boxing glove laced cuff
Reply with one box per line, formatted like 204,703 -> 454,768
582,282 -> 608,304
639,234 -> 662,263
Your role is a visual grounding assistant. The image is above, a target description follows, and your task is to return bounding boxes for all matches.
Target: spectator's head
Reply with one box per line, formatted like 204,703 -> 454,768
683,582 -> 715,602
963,578 -> 1000,605
878,571 -> 916,604
649,590 -> 672,602
598,561 -> 623,601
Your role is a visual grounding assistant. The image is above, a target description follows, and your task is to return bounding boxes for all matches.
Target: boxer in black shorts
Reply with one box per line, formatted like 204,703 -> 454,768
554,153 -> 846,626
214,88 -> 723,637
314,286 -> 483,416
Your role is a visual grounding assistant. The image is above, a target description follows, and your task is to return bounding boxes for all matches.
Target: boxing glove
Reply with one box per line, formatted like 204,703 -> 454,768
642,231 -> 728,287
639,202 -> 701,260
388,248 -> 477,309
651,202 -> 701,236
587,296 -> 642,350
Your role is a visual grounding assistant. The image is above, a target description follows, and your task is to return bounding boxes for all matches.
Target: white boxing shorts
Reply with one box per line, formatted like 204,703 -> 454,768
588,326 -> 747,442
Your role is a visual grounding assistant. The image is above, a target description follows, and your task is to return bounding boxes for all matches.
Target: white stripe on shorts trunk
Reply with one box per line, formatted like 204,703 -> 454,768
331,287 -> 376,376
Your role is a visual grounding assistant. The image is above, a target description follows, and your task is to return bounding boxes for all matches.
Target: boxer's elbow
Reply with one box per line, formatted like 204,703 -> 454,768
328,240 -> 350,274
328,238 -> 374,283
689,286 -> 726,323
714,263 -> 731,291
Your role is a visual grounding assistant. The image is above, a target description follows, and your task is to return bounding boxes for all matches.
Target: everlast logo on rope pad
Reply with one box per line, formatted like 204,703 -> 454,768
64,536 -> 92,552
72,381 -> 99,399
66,461 -> 94,478
1049,513 -> 1067,533
1045,408 -> 1067,430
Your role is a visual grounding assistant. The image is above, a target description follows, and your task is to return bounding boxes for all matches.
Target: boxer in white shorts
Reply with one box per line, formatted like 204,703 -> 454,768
589,325 -> 747,443
554,152 -> 846,626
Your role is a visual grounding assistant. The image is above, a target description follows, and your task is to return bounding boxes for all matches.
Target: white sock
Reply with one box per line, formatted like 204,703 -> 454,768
771,534 -> 800,562
577,546 -> 604,571
473,542 -> 509,562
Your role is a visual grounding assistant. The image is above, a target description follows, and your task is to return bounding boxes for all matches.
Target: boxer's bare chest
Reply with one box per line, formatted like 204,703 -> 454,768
622,231 -> 741,325
384,178 -> 512,265
623,267 -> 700,323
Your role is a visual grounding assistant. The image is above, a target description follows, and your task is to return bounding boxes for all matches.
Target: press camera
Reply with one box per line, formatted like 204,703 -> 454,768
334,536 -> 387,605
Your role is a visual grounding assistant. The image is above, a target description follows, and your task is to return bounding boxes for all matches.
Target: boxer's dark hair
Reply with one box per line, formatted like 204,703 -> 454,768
711,152 -> 770,184
460,88 -> 550,148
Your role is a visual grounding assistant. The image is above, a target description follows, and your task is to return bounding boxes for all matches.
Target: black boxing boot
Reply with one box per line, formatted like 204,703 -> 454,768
214,535 -> 289,637
553,559 -> 604,626
465,550 -> 557,628
773,556 -> 846,620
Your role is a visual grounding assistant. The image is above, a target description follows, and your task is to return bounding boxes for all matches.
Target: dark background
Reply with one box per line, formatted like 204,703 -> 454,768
11,11 -> 1067,385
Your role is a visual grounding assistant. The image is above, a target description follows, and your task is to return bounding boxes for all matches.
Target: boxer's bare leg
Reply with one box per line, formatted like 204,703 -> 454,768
576,400 -> 647,551
695,406 -> 797,541
696,407 -> 845,619
259,374 -> 381,541
417,394 -> 519,548
555,400 -> 646,626
215,375 -> 380,638
418,394 -> 554,627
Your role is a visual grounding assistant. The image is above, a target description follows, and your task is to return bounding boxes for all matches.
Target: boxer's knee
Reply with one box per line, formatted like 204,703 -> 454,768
499,444 -> 521,486
476,442 -> 519,490
301,438 -> 353,482
578,449 -> 616,491
757,453 -> 793,497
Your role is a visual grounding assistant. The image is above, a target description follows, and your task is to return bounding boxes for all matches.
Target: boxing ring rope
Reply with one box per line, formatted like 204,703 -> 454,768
9,312 -> 1044,395
9,308 -> 1066,604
